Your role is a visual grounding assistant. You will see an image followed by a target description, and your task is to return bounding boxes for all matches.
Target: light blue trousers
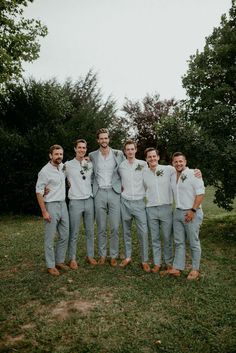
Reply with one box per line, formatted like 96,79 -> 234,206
146,204 -> 173,266
121,198 -> 149,263
68,197 -> 95,261
44,201 -> 69,268
173,208 -> 203,270
94,188 -> 120,258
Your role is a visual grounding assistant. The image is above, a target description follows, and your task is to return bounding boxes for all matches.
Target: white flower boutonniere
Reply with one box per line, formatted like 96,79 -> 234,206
135,164 -> 144,171
180,174 -> 187,182
156,169 -> 164,177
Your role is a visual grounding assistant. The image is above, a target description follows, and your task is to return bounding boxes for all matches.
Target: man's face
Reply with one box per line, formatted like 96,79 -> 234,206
172,155 -> 187,172
124,143 -> 137,159
97,133 -> 109,148
50,149 -> 63,165
146,150 -> 160,168
74,142 -> 87,159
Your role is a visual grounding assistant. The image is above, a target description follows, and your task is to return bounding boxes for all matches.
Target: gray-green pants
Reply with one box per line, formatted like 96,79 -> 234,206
121,197 -> 149,263
68,197 -> 95,261
44,201 -> 69,268
94,188 -> 121,258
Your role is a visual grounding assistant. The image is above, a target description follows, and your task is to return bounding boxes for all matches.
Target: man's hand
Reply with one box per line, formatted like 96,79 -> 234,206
42,210 -> 52,222
43,186 -> 50,196
194,169 -> 202,178
184,210 -> 195,223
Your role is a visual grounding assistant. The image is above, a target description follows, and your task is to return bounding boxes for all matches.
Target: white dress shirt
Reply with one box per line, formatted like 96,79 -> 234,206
97,150 -> 116,188
143,165 -> 174,207
65,158 -> 93,200
119,159 -> 147,200
171,167 -> 205,209
36,162 -> 66,202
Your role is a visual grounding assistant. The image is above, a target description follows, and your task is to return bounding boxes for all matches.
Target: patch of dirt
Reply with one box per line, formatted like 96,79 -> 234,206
4,333 -> 25,344
21,322 -> 36,330
51,299 -> 97,321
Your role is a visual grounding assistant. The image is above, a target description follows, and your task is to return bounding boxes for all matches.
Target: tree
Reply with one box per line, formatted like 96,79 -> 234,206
122,93 -> 178,159
0,72 -> 127,214
0,0 -> 47,86
157,1 -> 236,210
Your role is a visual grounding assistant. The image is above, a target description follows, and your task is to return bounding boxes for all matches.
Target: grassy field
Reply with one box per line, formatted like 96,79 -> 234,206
0,188 -> 235,353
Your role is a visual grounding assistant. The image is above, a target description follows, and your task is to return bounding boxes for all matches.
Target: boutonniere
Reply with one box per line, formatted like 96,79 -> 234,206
135,164 -> 144,171
156,169 -> 164,177
114,150 -> 118,157
81,159 -> 90,172
180,174 -> 187,182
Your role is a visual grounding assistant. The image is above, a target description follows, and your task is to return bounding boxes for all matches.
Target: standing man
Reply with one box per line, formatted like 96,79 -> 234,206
36,145 -> 69,276
65,139 -> 97,270
119,140 -> 150,272
143,148 -> 174,273
167,152 -> 205,280
89,128 -> 125,266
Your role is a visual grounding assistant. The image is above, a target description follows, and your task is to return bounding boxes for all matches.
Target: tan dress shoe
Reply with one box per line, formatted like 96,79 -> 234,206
56,263 -> 69,271
152,265 -> 161,273
110,258 -> 117,267
98,257 -> 106,265
47,267 -> 60,276
86,257 -> 97,266
119,258 -> 132,268
167,268 -> 181,277
187,270 -> 200,280
142,263 -> 151,273
68,260 -> 78,270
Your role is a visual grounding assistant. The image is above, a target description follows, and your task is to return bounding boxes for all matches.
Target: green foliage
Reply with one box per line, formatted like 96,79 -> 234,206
0,0 -> 47,86
0,71 -> 127,214
123,93 -> 178,159
156,1 -> 236,210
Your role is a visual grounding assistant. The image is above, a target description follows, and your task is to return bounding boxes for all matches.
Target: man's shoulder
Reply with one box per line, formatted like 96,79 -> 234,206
89,150 -> 99,159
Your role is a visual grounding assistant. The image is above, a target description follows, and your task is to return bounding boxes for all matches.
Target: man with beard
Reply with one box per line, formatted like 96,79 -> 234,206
89,128 -> 125,266
36,145 -> 69,276
166,152 -> 205,280
65,139 -> 97,269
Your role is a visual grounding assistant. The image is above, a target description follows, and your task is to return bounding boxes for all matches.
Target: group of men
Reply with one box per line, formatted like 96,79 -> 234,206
36,128 -> 205,280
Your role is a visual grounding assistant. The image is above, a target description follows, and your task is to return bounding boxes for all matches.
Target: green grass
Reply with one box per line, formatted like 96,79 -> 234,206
0,188 -> 235,353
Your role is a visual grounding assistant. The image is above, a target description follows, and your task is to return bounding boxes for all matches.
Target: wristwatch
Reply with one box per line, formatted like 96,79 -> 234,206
191,208 -> 196,213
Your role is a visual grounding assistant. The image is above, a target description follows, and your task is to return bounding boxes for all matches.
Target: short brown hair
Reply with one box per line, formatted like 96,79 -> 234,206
144,147 -> 159,159
171,152 -> 186,161
96,128 -> 109,139
123,139 -> 137,150
49,144 -> 63,154
74,139 -> 87,148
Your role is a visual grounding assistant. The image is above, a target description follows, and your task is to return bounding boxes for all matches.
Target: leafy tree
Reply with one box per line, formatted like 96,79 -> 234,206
182,0 -> 236,210
0,72 -> 127,214
122,93 -> 178,159
0,0 -> 47,86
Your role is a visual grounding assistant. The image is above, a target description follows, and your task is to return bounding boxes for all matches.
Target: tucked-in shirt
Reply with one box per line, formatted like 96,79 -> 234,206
36,162 -> 66,202
65,158 -> 93,200
143,165 -> 174,207
119,159 -> 147,200
171,167 -> 205,209
97,150 -> 116,188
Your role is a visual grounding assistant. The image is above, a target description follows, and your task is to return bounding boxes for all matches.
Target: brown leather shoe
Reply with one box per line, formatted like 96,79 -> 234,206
167,268 -> 181,277
98,257 -> 106,265
119,258 -> 132,268
152,265 -> 161,273
68,260 -> 78,270
142,263 -> 151,273
187,270 -> 200,281
110,258 -> 117,267
47,267 -> 60,276
86,257 -> 97,266
56,263 -> 69,271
